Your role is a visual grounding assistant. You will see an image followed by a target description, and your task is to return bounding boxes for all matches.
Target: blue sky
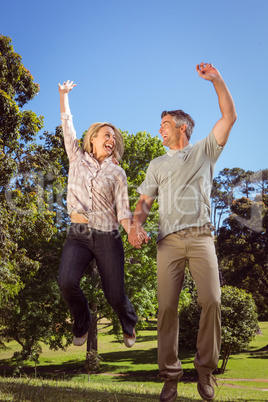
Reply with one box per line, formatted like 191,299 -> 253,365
1,0 -> 267,176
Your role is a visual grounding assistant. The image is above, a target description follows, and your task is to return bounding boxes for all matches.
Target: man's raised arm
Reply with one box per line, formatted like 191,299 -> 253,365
196,63 -> 237,146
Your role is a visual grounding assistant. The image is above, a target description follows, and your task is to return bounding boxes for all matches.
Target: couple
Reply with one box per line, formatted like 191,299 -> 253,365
58,63 -> 236,402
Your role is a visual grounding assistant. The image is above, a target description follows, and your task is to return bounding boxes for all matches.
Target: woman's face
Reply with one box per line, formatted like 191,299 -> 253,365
91,126 -> 116,161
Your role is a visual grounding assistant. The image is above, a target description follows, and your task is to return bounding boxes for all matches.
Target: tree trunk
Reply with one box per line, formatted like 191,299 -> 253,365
219,344 -> 232,373
87,305 -> 98,352
86,259 -> 99,352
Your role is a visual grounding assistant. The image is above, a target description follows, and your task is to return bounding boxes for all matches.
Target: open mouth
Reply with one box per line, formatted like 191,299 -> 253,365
105,144 -> 114,152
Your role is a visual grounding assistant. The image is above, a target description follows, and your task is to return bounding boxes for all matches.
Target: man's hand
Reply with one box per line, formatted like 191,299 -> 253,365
58,80 -> 76,94
139,227 -> 150,245
196,63 -> 221,82
128,224 -> 150,249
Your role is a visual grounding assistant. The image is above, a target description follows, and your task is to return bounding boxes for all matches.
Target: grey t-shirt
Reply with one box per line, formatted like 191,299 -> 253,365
137,130 -> 223,242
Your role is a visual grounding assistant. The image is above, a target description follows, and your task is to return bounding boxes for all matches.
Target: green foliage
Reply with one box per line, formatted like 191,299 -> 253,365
217,195 -> 268,319
0,35 -> 39,107
0,36 -> 44,190
221,286 -> 258,351
178,285 -> 258,373
121,130 -> 165,220
212,168 -> 268,319
121,130 -> 165,185
220,286 -> 258,373
0,193 -> 73,363
211,167 -> 268,231
0,35 -> 72,365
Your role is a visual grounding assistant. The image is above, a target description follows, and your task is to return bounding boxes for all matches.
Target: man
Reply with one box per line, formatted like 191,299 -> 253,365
128,63 -> 237,402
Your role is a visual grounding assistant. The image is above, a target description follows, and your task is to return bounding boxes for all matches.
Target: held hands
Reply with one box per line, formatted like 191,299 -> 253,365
196,63 -> 221,82
58,80 -> 76,94
128,225 -> 150,249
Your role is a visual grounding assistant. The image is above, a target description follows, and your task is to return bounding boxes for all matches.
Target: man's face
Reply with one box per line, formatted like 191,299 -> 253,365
159,115 -> 181,148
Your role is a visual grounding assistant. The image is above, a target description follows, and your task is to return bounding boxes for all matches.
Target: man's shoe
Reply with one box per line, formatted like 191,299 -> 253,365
123,329 -> 136,348
159,378 -> 179,402
73,332 -> 88,346
196,372 -> 217,401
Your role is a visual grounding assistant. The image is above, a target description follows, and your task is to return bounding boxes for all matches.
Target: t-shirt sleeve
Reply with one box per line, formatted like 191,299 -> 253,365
137,161 -> 158,198
204,130 -> 224,162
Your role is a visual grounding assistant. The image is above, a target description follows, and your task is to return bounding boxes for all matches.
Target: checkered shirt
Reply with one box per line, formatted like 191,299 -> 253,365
61,113 -> 132,231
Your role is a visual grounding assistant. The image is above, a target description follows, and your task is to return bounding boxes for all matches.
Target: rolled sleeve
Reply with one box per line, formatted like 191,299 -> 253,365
115,172 -> 132,223
60,113 -> 80,161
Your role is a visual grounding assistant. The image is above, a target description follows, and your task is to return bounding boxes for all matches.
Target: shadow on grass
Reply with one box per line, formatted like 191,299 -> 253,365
0,359 -> 85,380
226,347 -> 268,361
101,346 -> 195,365
0,380 -> 162,402
98,347 -> 198,383
0,379 -> 208,402
97,370 -> 198,385
248,354 -> 268,360
247,345 -> 268,360
0,380 -> 264,402
100,347 -> 158,365
0,347 -> 197,384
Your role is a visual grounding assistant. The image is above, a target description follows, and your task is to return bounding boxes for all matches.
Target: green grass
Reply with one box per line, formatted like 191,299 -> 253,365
0,322 -> 267,401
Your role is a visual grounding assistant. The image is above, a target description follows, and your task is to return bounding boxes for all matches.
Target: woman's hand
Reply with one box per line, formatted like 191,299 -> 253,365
128,224 -> 150,249
58,80 -> 76,94
59,80 -> 76,114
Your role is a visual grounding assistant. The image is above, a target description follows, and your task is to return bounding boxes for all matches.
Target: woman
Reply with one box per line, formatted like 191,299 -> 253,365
58,80 -> 141,347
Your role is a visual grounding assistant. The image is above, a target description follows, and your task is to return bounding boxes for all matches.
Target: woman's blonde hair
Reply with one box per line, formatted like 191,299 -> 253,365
82,122 -> 124,161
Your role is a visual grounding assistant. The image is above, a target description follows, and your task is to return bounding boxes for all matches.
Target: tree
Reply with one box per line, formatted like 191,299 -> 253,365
211,167 -> 268,319
0,36 -> 72,365
217,196 -> 268,319
178,285 -> 258,373
211,179 -> 229,232
211,168 -> 247,232
211,168 -> 268,234
0,35 -> 42,189
219,286 -> 258,373
0,35 -> 43,305
0,203 -> 25,308
252,169 -> 268,197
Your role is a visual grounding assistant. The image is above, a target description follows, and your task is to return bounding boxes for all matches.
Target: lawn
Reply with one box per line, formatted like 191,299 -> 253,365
0,321 -> 267,401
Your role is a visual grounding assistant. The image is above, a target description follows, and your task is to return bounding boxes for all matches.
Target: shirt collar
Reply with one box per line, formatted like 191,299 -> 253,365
167,143 -> 193,156
88,153 -> 114,165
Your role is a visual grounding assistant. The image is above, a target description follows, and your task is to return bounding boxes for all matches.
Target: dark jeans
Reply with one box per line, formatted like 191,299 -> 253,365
58,223 -> 137,338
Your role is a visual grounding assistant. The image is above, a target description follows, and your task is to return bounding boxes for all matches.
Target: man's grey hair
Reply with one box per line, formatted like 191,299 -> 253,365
161,110 -> 195,140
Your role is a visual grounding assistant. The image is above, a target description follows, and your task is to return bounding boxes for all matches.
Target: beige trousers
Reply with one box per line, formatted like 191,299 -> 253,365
156,226 -> 221,379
